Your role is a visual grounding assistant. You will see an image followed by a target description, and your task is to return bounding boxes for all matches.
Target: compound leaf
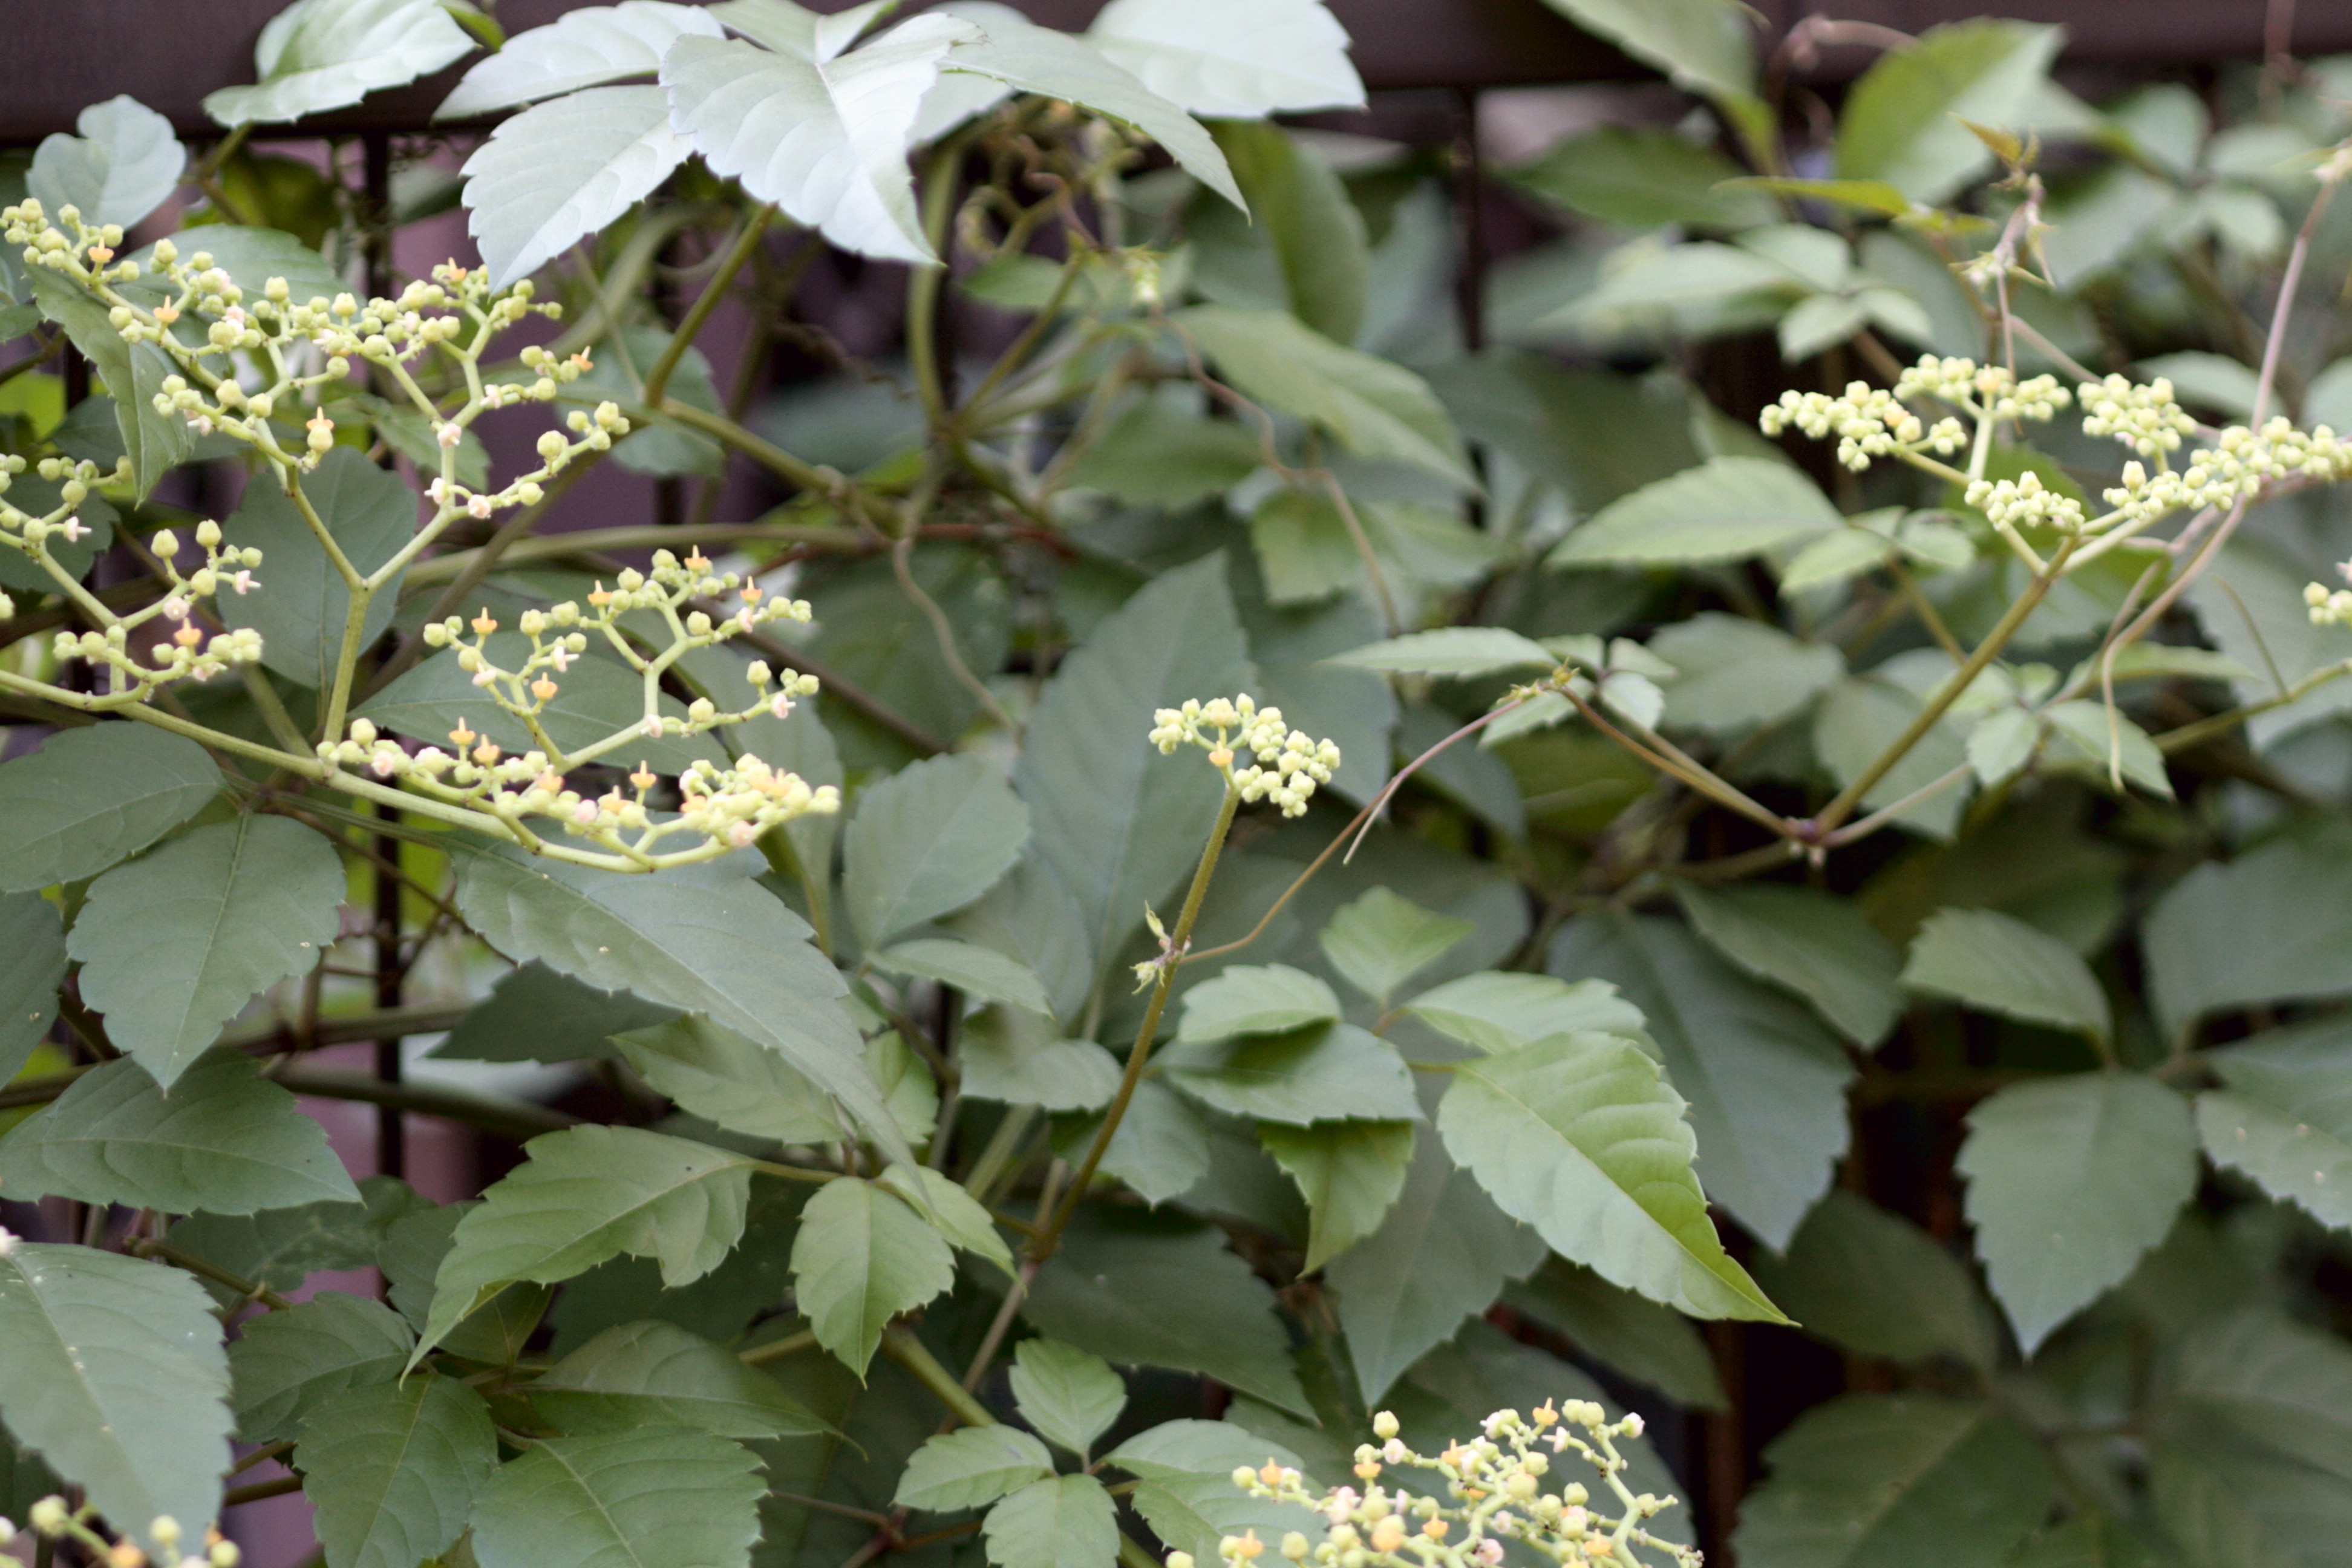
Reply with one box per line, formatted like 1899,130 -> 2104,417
1009,1338 -> 1127,1459
789,1175 -> 956,1377
1087,0 -> 1364,117
297,1374 -> 496,1568
206,0 -> 476,126
437,1 -> 725,116
1261,1119 -> 1415,1274
1175,964 -> 1340,1044
460,84 -> 693,286
0,724 -> 218,894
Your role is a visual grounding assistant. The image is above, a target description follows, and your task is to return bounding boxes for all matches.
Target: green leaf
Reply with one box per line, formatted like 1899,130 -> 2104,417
0,892 -> 66,1083
1674,883 -> 1904,1048
1209,121 -> 1364,342
2196,1017 -> 2352,1231
1326,1130 -> 1542,1402
1722,175 -> 1917,218
471,1427 -> 765,1568
983,1474 -> 1119,1568
534,1321 -> 829,1438
437,1 -> 726,116
1434,1031 -> 1785,1322
1317,888 -> 1473,1008
1503,1258 -> 1727,1411
2042,700 -> 2174,800
1116,1429 -> 1323,1564
457,85 -> 692,289
895,1425 -> 1056,1513
942,15 -> 1243,212
217,449 -> 416,691
28,96 -> 184,230
206,0 -> 476,125
2167,1307 -> 2352,1491
1323,627 -> 1556,679
613,1014 -> 843,1145
1903,906 -> 2110,1040
1549,457 -> 1839,568
878,1162 -> 1016,1275
70,815 -> 345,1088
2141,828 -> 2352,1041
448,846 -> 907,1165
123,226 -> 347,310
1404,970 -> 1645,1054
958,1013 -> 1122,1112
1957,1073 -> 2198,1351
0,1052 -> 358,1214
1646,613 -> 1844,734
1177,305 -> 1474,486
1552,914 -> 1852,1250
1022,1209 -> 1310,1414
1161,1022 -> 1419,1125
229,1291 -> 414,1443
419,1126 -> 758,1361
1833,19 -> 2067,203
1780,527 -> 1900,594
663,21 -> 969,264
1010,1338 -> 1128,1459
872,939 -> 1051,1016
1733,1395 -> 2056,1568
1750,1191 -> 1997,1370
0,1242 -> 232,1541
1065,387 -> 1264,508
1508,125 -> 1770,230
0,725 -> 218,894
174,1179 -> 421,1304
1261,1120 -> 1414,1275
790,1175 -> 956,1376
433,961 -> 679,1065
845,753 -> 1031,950
1016,554 -> 1255,993
1050,1079 -> 1211,1204
1532,0 -> 1756,111
30,269 -> 189,498
1812,677 -> 1970,838
1176,964 -> 1340,1044
1086,0 -> 1364,117
298,1374 -> 496,1568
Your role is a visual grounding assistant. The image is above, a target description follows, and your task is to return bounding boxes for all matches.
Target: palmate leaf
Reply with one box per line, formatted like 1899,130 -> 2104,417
1434,1031 -> 1785,1322
471,1426 -> 765,1568
27,96 -> 184,230
0,724 -> 218,893
0,1243 -> 233,1541
790,1176 -> 956,1376
1325,1129 -> 1543,1403
1159,1022 -> 1419,1126
895,1425 -> 1054,1512
663,19 -> 975,265
0,891 -> 67,1083
460,85 -> 694,286
613,1014 -> 843,1145
1016,554 -> 1255,993
1957,1073 -> 2197,1351
447,846 -> 908,1165
0,1053 -> 358,1215
1175,963 -> 1340,1043
982,1474 -> 1120,1568
219,448 -> 414,690
297,1374 -> 497,1568
70,815 -> 347,1089
417,1125 -> 757,1362
533,1321 -> 830,1438
1317,887 -> 1473,1008
204,0 -> 477,126
1087,0 -> 1364,118
229,1292 -> 415,1443
1733,1394 -> 2056,1568
844,752 -> 1031,949
437,1 -> 727,117
1261,1119 -> 1415,1274
1009,1338 -> 1127,1459
1553,914 -> 1852,1250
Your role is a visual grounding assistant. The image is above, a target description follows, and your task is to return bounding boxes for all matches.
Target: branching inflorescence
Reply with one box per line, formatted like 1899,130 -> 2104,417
1187,1403 -> 1699,1568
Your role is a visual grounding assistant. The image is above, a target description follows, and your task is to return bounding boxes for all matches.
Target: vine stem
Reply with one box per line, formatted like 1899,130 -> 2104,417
1033,781 -> 1242,1263
644,205 -> 774,408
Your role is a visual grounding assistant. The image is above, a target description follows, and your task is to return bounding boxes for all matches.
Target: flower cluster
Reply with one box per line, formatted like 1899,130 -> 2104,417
1757,382 -> 1965,471
1190,1403 -> 1697,1568
2077,374 -> 2199,457
1895,358 -> 2069,423
41,514 -> 268,699
321,715 -> 837,862
406,547 -> 817,771
1964,471 -> 2088,537
0,451 -> 128,591
18,1495 -> 240,1568
2306,568 -> 2352,627
2099,417 -> 2352,524
1150,694 -> 1342,817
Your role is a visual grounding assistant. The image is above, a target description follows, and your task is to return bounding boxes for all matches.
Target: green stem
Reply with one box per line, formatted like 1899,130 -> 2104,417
880,1325 -> 996,1428
2157,659 -> 2352,753
1035,781 -> 1241,1262
908,140 -> 964,431
129,1240 -> 290,1311
738,1330 -> 818,1366
645,206 -> 776,407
